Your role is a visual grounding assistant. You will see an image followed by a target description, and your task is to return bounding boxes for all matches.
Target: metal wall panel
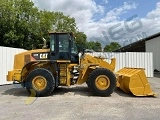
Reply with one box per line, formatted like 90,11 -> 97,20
0,46 -> 26,85
146,36 -> 160,71
90,52 -> 153,77
125,52 -> 153,77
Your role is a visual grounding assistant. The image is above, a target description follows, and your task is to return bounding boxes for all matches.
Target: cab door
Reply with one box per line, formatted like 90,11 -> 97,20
50,33 -> 70,60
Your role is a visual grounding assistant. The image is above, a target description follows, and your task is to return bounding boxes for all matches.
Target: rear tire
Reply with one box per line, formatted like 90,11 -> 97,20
87,68 -> 116,97
25,68 -> 55,97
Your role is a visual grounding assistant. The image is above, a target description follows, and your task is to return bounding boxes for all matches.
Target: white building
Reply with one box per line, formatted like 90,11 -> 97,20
115,32 -> 160,72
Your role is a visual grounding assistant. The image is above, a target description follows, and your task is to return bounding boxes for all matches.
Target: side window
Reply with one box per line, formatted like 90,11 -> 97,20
50,35 -> 55,51
71,37 -> 78,54
71,41 -> 78,54
59,34 -> 69,52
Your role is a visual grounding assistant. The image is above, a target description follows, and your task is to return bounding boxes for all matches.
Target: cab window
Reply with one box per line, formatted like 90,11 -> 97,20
50,35 -> 55,51
59,34 -> 69,52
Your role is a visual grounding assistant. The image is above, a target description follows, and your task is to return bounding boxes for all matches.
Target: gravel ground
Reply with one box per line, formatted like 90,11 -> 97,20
0,76 -> 160,120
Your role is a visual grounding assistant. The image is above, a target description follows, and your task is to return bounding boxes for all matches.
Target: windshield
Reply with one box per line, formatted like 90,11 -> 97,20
71,36 -> 78,54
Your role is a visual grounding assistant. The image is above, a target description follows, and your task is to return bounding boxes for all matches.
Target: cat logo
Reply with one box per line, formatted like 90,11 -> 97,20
40,53 -> 48,59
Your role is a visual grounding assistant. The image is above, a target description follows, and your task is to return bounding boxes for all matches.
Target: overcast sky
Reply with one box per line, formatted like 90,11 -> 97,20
31,0 -> 160,47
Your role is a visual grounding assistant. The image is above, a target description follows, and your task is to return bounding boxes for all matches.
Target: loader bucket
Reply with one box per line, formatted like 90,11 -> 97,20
116,67 -> 156,96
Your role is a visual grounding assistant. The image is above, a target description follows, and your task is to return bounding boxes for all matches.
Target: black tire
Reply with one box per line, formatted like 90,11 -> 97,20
87,68 -> 116,97
25,68 -> 55,97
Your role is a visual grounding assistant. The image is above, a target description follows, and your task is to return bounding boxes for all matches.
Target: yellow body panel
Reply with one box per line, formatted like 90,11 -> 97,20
7,49 -> 50,82
14,49 -> 49,69
7,69 -> 21,81
56,60 -> 78,86
116,67 -> 156,96
76,54 -> 116,84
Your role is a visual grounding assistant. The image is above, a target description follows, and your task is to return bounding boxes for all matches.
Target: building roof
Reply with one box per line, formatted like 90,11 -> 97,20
114,32 -> 160,52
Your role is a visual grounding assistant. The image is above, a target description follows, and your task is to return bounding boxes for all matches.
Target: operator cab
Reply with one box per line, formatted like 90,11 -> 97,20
49,32 -> 79,63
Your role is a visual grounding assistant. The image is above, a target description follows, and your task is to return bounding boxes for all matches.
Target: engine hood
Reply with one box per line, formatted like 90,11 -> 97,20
14,49 -> 50,69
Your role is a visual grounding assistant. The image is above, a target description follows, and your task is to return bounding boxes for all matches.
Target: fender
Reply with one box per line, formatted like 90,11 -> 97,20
21,61 -> 39,82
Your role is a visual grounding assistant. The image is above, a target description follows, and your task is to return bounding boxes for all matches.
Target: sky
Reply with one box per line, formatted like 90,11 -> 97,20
31,0 -> 160,47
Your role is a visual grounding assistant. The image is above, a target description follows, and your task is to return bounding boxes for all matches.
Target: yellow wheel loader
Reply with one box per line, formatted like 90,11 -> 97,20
7,32 -> 155,97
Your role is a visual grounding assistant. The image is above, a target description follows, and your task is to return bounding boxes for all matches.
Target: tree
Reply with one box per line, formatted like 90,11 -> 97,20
103,42 -> 121,52
0,0 -> 40,49
74,32 -> 87,52
95,41 -> 102,52
86,41 -> 102,52
38,11 -> 78,49
0,0 -> 80,50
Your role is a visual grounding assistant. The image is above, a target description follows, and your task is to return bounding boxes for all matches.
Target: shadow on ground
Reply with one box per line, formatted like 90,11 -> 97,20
1,84 -> 126,97
1,84 -> 29,97
154,73 -> 160,78
114,87 -> 157,98
114,88 -> 134,97
1,84 -> 155,98
1,84 -> 92,97
50,85 -> 92,97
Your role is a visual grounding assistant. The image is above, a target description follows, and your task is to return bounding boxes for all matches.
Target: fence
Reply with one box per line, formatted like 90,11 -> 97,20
90,52 -> 153,77
0,46 -> 153,85
0,46 -> 26,85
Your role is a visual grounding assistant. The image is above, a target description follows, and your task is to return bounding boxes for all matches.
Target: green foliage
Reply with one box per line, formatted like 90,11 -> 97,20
0,0 -> 78,49
103,42 -> 121,52
0,0 -> 104,52
86,41 -> 102,52
74,32 -> 87,52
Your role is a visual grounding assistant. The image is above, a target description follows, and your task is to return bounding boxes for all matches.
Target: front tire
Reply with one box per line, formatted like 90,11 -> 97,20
87,68 -> 116,97
25,68 -> 55,97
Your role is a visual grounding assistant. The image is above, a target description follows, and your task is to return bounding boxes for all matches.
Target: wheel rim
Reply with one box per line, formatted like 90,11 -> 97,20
95,75 -> 110,90
32,76 -> 47,91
